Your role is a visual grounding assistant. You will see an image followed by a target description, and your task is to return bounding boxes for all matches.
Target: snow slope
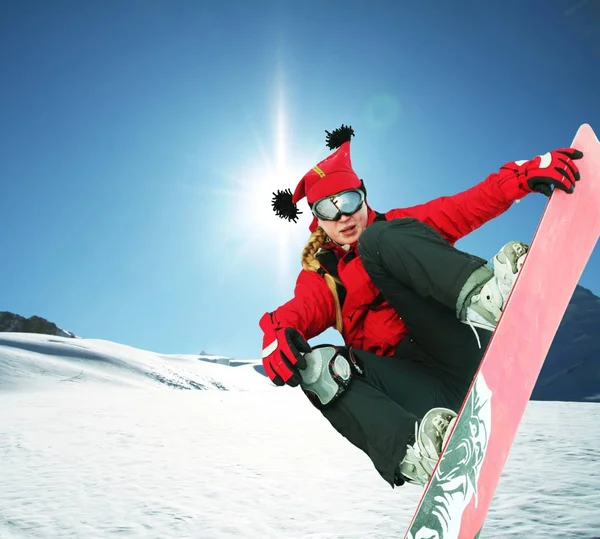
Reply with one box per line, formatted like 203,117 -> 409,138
0,334 -> 599,539
0,333 -> 265,392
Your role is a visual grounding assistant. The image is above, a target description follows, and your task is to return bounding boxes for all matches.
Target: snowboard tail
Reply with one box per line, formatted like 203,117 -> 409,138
404,124 -> 600,539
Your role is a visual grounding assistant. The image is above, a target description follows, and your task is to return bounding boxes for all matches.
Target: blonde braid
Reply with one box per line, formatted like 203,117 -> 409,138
301,227 -> 344,332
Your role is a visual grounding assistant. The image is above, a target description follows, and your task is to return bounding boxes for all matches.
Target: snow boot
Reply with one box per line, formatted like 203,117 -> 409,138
459,241 -> 529,334
397,407 -> 457,486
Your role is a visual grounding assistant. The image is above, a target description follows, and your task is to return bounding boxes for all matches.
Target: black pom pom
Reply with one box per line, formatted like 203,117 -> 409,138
325,124 -> 354,150
271,188 -> 302,223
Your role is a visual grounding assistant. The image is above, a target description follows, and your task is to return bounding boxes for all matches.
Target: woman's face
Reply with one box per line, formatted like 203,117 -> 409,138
317,202 -> 369,245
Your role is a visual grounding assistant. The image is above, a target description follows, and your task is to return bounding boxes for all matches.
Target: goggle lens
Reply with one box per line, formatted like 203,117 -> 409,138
312,190 -> 364,221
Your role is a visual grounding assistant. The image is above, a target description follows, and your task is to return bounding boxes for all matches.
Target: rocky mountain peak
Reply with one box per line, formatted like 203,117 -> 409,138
0,312 -> 76,338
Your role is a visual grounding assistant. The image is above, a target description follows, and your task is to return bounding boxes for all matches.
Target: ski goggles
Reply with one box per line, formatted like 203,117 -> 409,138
311,189 -> 365,221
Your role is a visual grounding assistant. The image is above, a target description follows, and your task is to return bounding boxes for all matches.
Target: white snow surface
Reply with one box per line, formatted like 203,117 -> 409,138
0,333 -> 599,539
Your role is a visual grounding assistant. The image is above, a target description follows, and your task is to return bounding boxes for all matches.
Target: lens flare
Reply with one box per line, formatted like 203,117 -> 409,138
205,71 -> 317,288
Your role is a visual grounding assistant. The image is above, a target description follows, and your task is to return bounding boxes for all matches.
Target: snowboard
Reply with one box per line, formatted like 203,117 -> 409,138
404,123 -> 600,539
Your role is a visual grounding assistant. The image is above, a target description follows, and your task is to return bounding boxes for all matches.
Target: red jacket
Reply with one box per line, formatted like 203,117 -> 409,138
267,168 -> 527,357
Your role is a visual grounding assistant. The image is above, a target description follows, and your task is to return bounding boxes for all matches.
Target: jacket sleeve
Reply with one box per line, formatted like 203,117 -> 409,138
267,269 -> 337,340
385,168 -> 527,244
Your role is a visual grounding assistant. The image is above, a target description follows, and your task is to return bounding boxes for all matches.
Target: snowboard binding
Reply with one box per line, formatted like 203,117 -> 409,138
299,345 -> 354,408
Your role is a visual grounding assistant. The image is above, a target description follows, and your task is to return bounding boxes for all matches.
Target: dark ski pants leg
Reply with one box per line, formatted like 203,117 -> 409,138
357,218 -> 492,389
320,345 -> 468,487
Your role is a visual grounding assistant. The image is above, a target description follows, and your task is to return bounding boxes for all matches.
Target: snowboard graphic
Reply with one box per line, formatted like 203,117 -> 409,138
404,124 -> 600,539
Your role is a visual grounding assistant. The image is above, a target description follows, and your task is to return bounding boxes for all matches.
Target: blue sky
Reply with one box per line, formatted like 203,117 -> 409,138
1,0 -> 599,358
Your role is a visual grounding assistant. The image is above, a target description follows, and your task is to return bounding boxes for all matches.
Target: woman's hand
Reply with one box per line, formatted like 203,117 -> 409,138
259,312 -> 311,386
501,148 -> 584,197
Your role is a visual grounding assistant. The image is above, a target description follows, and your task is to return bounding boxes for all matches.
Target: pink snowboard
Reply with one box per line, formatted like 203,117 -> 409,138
404,124 -> 600,539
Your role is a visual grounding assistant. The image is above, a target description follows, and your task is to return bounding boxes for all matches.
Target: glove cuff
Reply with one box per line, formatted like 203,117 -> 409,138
497,166 -> 532,201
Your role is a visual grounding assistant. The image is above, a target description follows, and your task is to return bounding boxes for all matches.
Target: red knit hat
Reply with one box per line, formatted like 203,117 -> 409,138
271,125 -> 363,230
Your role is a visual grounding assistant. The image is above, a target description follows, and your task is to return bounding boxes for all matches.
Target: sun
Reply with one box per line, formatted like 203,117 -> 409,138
206,78 -> 320,284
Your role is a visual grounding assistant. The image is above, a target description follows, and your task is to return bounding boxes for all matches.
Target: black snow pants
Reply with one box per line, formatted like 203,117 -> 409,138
319,218 -> 492,487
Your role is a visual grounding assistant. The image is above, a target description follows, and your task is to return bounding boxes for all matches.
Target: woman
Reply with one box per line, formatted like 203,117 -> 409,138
259,125 -> 583,488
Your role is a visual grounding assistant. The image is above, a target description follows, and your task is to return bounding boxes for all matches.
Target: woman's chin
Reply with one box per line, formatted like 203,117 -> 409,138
335,226 -> 361,245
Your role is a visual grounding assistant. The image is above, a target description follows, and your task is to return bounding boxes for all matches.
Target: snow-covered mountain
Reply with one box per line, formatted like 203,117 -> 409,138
0,312 -> 76,338
533,284 -> 600,402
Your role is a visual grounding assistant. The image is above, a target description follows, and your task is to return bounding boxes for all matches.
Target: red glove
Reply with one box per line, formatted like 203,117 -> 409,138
259,312 -> 310,387
501,148 -> 584,197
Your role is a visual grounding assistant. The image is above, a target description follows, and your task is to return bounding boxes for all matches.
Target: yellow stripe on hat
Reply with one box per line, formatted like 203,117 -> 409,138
312,165 -> 326,178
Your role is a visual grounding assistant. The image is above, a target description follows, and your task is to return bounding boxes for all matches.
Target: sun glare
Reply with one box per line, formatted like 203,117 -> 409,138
208,75 -> 318,286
